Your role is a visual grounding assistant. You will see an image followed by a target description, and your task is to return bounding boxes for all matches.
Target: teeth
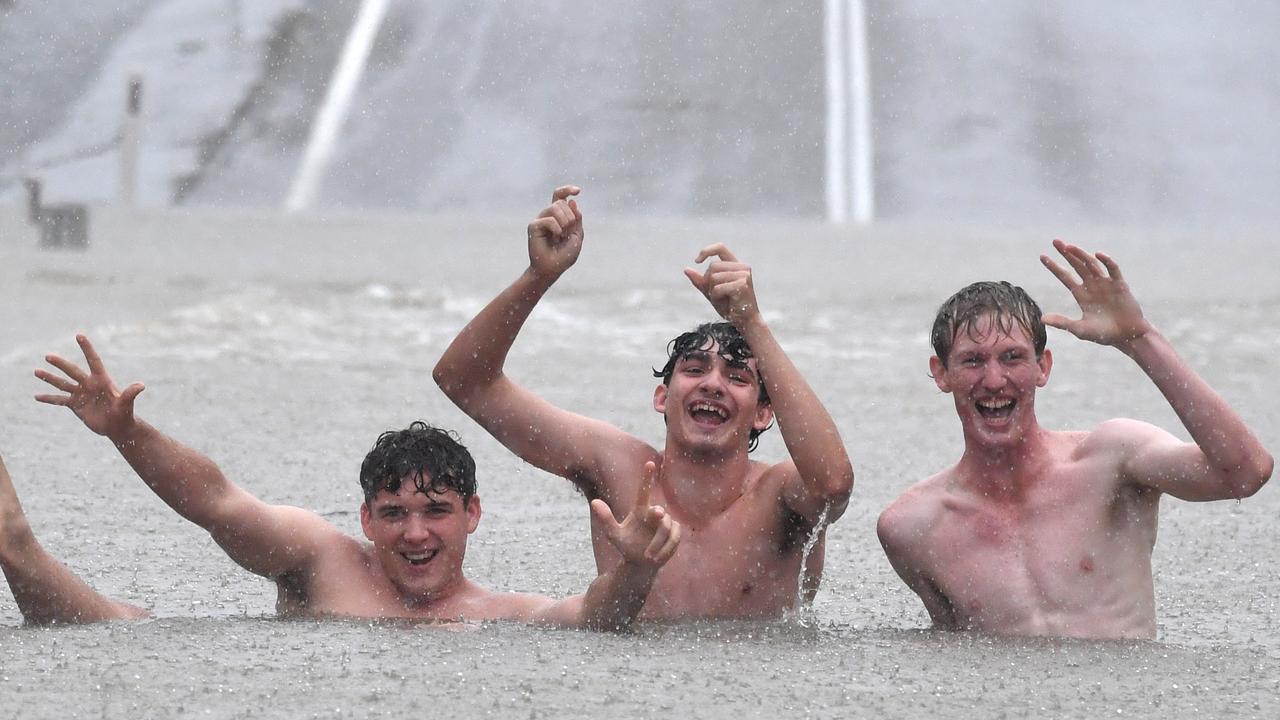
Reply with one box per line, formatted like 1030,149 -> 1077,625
690,401 -> 728,418
977,399 -> 1013,409
403,550 -> 436,562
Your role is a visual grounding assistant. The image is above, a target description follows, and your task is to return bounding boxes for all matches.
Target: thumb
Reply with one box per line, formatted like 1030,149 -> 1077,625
590,498 -> 620,530
121,382 -> 146,405
1041,313 -> 1077,333
684,268 -> 708,295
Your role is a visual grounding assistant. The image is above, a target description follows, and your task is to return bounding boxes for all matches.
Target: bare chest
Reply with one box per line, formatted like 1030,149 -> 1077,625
924,476 -> 1158,633
594,498 -> 811,619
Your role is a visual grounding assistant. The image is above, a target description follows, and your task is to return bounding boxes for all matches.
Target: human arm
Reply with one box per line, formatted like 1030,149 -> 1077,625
1041,240 -> 1273,500
526,461 -> 681,630
34,335 -> 338,578
876,499 -> 958,629
433,186 -> 650,493
684,244 -> 855,523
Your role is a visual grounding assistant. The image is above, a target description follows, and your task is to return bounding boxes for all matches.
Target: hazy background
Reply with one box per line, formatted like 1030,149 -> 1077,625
2,0 -> 1277,227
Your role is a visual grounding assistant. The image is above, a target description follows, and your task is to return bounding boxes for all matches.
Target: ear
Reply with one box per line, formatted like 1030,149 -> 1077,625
465,495 -> 482,534
359,502 -> 373,541
653,383 -> 669,414
1035,348 -> 1053,387
929,356 -> 951,392
753,401 -> 775,431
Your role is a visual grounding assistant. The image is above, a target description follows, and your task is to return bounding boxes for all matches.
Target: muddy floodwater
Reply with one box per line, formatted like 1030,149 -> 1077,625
1,209 -> 1277,718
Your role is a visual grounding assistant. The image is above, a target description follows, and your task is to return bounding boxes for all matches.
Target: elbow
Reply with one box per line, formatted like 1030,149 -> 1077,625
1230,452 -> 1274,499
430,360 -> 454,395
821,464 -> 855,509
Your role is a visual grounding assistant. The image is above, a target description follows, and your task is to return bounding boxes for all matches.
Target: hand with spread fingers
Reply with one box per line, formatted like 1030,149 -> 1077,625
590,461 -> 682,569
1040,239 -> 1153,348
684,243 -> 759,326
527,185 -> 584,282
34,334 -> 144,439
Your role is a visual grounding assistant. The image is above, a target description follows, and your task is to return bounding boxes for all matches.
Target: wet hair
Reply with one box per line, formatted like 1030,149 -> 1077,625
652,321 -> 773,452
359,422 -> 477,504
931,281 -> 1046,367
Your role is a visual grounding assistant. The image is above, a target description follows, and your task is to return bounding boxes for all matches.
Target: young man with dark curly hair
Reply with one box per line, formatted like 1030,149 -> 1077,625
6,335 -> 679,629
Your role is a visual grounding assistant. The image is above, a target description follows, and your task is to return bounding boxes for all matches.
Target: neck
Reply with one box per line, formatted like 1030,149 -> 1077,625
659,442 -> 751,523
956,424 -> 1053,500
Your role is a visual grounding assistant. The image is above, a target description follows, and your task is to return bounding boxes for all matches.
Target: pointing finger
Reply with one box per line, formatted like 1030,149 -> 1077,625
551,185 -> 581,202
77,334 -> 106,376
634,461 -> 657,514
693,243 -> 739,264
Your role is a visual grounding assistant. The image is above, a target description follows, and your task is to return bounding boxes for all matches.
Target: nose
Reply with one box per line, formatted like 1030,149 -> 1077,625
403,515 -> 433,544
980,360 -> 1006,391
696,368 -> 726,396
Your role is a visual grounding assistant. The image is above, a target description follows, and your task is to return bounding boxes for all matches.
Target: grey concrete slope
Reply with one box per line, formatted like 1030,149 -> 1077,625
3,0 -> 1277,228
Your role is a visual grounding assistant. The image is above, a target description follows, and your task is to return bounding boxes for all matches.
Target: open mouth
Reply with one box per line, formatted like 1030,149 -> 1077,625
975,397 -> 1015,421
688,400 -> 729,426
401,549 -> 439,566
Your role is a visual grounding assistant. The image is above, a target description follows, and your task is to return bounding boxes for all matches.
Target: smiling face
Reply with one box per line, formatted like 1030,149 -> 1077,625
359,478 -> 481,605
930,313 -> 1052,450
653,342 -> 774,455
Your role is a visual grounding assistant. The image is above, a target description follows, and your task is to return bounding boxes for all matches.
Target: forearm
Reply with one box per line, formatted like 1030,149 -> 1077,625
1121,328 -> 1273,483
107,420 -> 235,525
737,315 -> 854,502
577,560 -> 659,631
433,268 -> 555,396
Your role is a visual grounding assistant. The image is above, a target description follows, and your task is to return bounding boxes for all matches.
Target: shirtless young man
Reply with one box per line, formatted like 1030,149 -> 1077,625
877,240 -> 1273,639
433,186 -> 854,619
14,334 -> 680,629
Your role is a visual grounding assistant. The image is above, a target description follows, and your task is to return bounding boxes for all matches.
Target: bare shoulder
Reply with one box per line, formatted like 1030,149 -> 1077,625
877,472 -> 950,552
1074,418 -> 1171,459
471,590 -> 558,622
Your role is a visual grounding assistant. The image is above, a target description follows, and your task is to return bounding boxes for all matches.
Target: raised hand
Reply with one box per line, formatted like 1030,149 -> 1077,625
590,461 -> 681,568
684,243 -> 759,325
527,185 -> 584,281
1040,239 -> 1152,348
34,335 -> 144,439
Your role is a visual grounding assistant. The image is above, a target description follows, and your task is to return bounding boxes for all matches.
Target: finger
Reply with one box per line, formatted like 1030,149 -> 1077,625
1054,240 -> 1096,280
77,334 -> 106,376
34,394 -> 71,406
121,382 -> 145,406
34,369 -> 77,393
683,268 -> 709,296
1041,313 -> 1079,334
568,198 -> 582,223
1039,255 -> 1081,291
44,353 -> 87,384
1096,252 -> 1124,282
652,521 -> 682,563
589,498 -> 619,528
706,269 -> 750,287
644,515 -> 671,559
634,461 -> 657,513
548,202 -> 573,229
693,243 -> 739,264
1060,240 -> 1106,279
551,185 -> 581,202
708,278 -> 749,301
530,216 -> 563,238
